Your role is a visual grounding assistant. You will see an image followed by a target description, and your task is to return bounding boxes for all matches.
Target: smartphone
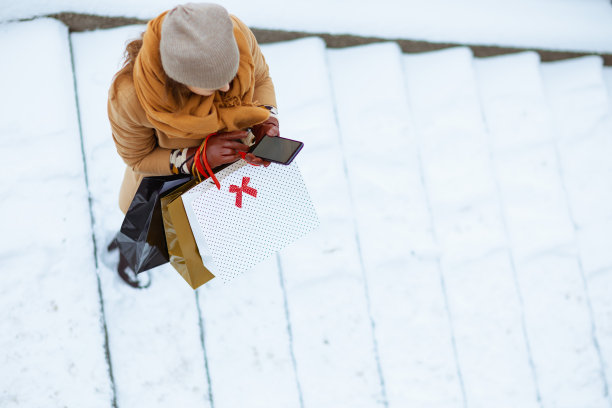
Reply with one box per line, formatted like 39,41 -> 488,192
249,135 -> 304,165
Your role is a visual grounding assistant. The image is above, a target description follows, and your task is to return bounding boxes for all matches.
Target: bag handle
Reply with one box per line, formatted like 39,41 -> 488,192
191,132 -> 259,190
191,133 -> 220,189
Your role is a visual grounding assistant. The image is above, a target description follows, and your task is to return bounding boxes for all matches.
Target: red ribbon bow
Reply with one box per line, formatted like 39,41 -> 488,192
229,177 -> 257,208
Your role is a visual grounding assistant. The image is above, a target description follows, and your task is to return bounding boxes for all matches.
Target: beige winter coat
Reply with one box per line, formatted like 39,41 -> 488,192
108,17 -> 276,214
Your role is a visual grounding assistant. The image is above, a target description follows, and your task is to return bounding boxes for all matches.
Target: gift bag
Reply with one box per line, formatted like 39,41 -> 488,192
181,160 -> 319,283
161,179 -> 215,289
115,174 -> 191,273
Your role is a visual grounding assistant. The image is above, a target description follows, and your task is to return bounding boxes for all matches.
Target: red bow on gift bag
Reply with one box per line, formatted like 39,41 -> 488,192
229,177 -> 257,208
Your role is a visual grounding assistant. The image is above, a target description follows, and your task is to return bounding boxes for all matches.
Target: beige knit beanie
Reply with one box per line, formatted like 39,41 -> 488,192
160,3 -> 239,89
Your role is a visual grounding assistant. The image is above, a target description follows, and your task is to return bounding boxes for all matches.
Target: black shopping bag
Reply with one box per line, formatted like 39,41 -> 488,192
115,174 -> 192,273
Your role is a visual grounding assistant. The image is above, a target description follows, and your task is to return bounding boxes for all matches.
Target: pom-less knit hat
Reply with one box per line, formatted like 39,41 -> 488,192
160,3 -> 239,89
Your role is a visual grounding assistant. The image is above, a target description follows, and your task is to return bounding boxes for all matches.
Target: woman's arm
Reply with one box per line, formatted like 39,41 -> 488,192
107,76 -> 173,176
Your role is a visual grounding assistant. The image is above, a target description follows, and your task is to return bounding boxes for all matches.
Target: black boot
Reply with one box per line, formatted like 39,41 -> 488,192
107,239 -> 151,289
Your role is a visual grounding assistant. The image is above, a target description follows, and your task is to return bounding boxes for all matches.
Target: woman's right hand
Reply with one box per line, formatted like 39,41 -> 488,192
186,130 -> 269,175
203,131 -> 251,169
186,131 -> 247,173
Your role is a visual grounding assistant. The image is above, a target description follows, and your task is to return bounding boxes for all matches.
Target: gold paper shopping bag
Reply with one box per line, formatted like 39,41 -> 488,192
161,180 -> 215,289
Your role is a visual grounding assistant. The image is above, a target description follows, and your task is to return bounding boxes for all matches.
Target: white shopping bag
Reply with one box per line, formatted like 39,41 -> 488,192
181,160 -> 319,283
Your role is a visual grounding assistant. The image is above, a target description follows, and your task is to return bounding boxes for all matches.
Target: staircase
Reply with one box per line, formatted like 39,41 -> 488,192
2,17 -> 612,408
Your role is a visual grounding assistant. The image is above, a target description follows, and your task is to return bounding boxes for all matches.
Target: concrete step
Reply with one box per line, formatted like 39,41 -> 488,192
3,15 -> 612,408
604,67 -> 612,105
541,56 -> 612,403
70,25 -> 212,408
474,52 -> 575,259
542,56 -> 610,142
403,47 -> 539,407
267,38 -> 386,408
327,42 -> 462,408
476,52 -> 611,407
0,18 -> 111,408
540,56 -> 612,228
403,46 -> 504,264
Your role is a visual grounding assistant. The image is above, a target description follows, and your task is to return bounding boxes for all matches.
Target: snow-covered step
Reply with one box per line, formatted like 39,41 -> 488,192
541,57 -> 612,267
517,254 -> 611,408
476,53 -> 610,407
71,26 -> 212,408
476,52 -> 555,153
0,19 -> 111,407
195,257 -> 299,408
187,40 -> 327,408
403,47 -> 538,407
328,42 -> 462,408
542,56 -> 610,143
604,67 -> 612,104
403,47 -> 505,265
265,38 -> 385,408
474,52 -> 575,259
541,57 -> 612,405
587,265 -> 612,406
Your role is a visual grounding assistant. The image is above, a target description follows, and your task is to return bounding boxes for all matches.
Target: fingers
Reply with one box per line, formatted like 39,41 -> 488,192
203,128 -> 278,168
209,150 -> 272,167
217,130 -> 248,140
244,153 -> 270,167
265,125 -> 279,137
223,141 -> 250,152
245,153 -> 263,165
259,124 -> 279,137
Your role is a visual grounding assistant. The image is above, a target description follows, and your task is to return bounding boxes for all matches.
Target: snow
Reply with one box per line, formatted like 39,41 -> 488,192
2,5 -> 612,408
517,254 -> 607,408
541,56 -> 612,399
328,43 -> 463,407
0,18 -> 111,408
541,56 -> 612,228
2,0 -> 612,53
604,67 -> 612,99
71,25 -> 212,408
404,47 -> 537,406
474,53 -> 576,260
403,47 -> 504,265
269,38 -> 385,408
196,257 -> 300,408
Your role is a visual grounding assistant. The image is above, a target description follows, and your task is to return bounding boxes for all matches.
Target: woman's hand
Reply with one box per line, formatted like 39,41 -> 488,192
251,117 -> 279,142
204,131 -> 251,168
186,130 -> 270,173
248,117 -> 280,167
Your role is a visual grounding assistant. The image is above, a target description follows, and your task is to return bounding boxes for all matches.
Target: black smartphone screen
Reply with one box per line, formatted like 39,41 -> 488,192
250,135 -> 303,165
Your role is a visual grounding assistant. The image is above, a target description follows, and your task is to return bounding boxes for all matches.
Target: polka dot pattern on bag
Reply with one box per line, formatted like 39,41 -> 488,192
190,161 -> 319,283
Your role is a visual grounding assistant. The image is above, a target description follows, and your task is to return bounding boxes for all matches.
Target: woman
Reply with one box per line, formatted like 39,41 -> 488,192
107,2 -> 279,287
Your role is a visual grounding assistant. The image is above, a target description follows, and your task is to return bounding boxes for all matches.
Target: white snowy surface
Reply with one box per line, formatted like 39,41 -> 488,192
0,19 -> 111,408
328,43 -> 463,408
604,67 -> 612,99
541,56 -> 612,404
71,25 -> 211,408
474,52 -> 575,259
196,257 -> 301,408
2,0 -> 612,53
404,47 -> 537,407
270,38 -> 385,408
2,12 -> 612,408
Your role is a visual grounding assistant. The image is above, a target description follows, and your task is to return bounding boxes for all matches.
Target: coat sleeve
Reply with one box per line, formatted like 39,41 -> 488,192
107,75 -> 173,176
232,16 -> 277,109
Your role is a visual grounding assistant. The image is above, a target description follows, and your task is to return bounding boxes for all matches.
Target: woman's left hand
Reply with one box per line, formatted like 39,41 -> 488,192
251,117 -> 279,142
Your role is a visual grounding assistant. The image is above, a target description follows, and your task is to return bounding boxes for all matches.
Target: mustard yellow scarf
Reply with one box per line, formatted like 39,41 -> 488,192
133,12 -> 269,139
